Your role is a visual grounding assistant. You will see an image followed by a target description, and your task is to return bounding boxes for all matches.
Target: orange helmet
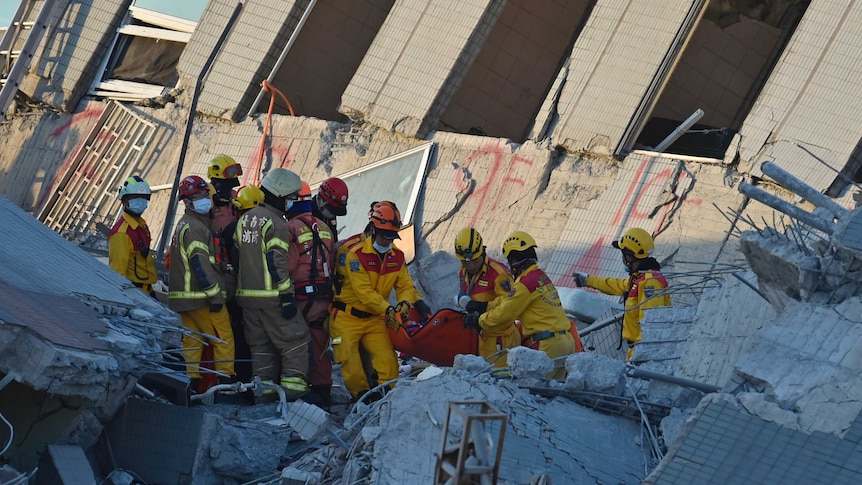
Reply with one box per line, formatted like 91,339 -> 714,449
298,181 -> 312,201
369,201 -> 402,233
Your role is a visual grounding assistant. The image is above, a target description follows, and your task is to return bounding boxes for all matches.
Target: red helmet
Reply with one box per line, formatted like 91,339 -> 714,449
319,177 -> 348,215
178,175 -> 210,200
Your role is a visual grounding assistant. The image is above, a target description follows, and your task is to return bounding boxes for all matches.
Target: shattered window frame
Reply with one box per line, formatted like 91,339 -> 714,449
89,6 -> 196,101
314,142 -> 434,244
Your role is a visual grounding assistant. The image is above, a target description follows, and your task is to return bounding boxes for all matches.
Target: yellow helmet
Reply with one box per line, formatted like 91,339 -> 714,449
612,227 -> 654,259
454,228 -> 485,262
208,154 -> 243,180
502,231 -> 537,259
232,185 -> 265,210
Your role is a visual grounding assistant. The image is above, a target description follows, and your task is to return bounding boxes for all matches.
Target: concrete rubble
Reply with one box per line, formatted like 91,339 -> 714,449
1,1 -> 862,482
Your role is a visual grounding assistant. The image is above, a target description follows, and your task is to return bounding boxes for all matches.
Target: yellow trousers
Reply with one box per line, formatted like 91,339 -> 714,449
330,309 -> 398,398
180,305 -> 235,379
478,324 -> 521,368
539,331 -> 576,380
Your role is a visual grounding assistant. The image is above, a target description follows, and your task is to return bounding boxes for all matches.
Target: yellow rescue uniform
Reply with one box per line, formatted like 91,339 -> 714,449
108,212 -> 157,294
587,267 -> 670,360
330,237 -> 422,397
459,257 -> 520,367
480,263 -> 574,379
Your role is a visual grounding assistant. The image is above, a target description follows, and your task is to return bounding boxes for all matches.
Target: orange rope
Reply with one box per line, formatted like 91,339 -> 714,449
252,80 -> 296,185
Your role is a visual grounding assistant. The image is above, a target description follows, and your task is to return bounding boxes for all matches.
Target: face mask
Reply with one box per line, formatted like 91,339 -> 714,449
372,241 -> 392,254
319,203 -> 334,219
192,198 -> 212,214
285,199 -> 295,212
127,198 -> 148,215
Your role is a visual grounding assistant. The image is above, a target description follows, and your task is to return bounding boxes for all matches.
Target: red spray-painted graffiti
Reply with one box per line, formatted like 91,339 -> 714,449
555,157 -> 701,287
241,141 -> 293,187
36,106 -> 104,211
454,142 -> 534,226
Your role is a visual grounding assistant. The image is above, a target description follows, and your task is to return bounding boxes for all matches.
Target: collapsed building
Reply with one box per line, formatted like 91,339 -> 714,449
2,0 -> 862,483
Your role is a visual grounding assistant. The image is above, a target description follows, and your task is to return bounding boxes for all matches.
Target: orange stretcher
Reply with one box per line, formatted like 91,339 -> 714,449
387,308 -> 479,367
387,308 -> 583,367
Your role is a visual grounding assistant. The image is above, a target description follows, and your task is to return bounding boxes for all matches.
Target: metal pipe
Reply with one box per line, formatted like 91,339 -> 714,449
157,1 -> 244,258
626,366 -> 721,393
246,0 -> 318,118
653,108 -> 704,152
760,161 -> 848,218
738,182 -> 833,234
578,313 -> 623,337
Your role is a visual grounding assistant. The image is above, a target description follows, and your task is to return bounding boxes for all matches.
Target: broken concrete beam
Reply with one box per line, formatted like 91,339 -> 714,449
739,230 -> 821,307
506,346 -> 554,379
564,352 -> 625,395
36,445 -> 96,485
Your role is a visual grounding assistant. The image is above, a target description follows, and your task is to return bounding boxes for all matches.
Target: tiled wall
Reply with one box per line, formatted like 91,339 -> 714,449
439,0 -> 591,142
264,0 -> 395,121
341,0 -> 505,138
24,0 -> 130,112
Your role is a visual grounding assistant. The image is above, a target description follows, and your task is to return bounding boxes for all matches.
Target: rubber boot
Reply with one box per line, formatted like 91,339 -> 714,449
314,385 -> 331,408
302,385 -> 331,409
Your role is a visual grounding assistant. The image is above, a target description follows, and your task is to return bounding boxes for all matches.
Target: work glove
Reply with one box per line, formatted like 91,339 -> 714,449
280,293 -> 298,319
395,300 -> 412,323
385,306 -> 402,330
573,271 -> 589,287
209,303 -> 223,313
414,299 -> 433,324
463,312 -> 482,333
464,300 -> 488,314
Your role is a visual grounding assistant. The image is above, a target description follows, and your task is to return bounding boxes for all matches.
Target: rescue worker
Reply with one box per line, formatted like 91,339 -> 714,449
206,155 -> 243,389
312,177 -> 348,240
287,182 -> 336,407
573,227 -> 671,361
222,184 -> 265,386
234,168 -> 310,402
330,201 -> 433,400
454,228 -> 520,368
208,154 -> 243,232
168,175 -> 236,391
465,231 -> 575,379
109,175 -> 158,297
333,202 -> 383,389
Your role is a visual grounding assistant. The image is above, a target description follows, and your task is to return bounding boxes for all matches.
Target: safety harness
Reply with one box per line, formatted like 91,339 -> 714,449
292,214 -> 333,322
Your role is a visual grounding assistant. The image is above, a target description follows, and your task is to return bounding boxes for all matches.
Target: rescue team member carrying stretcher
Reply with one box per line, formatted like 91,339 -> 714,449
465,231 -> 576,379
330,201 -> 432,401
454,227 -> 520,368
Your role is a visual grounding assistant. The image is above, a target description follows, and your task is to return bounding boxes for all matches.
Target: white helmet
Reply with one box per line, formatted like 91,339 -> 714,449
260,168 -> 302,198
118,176 -> 151,199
